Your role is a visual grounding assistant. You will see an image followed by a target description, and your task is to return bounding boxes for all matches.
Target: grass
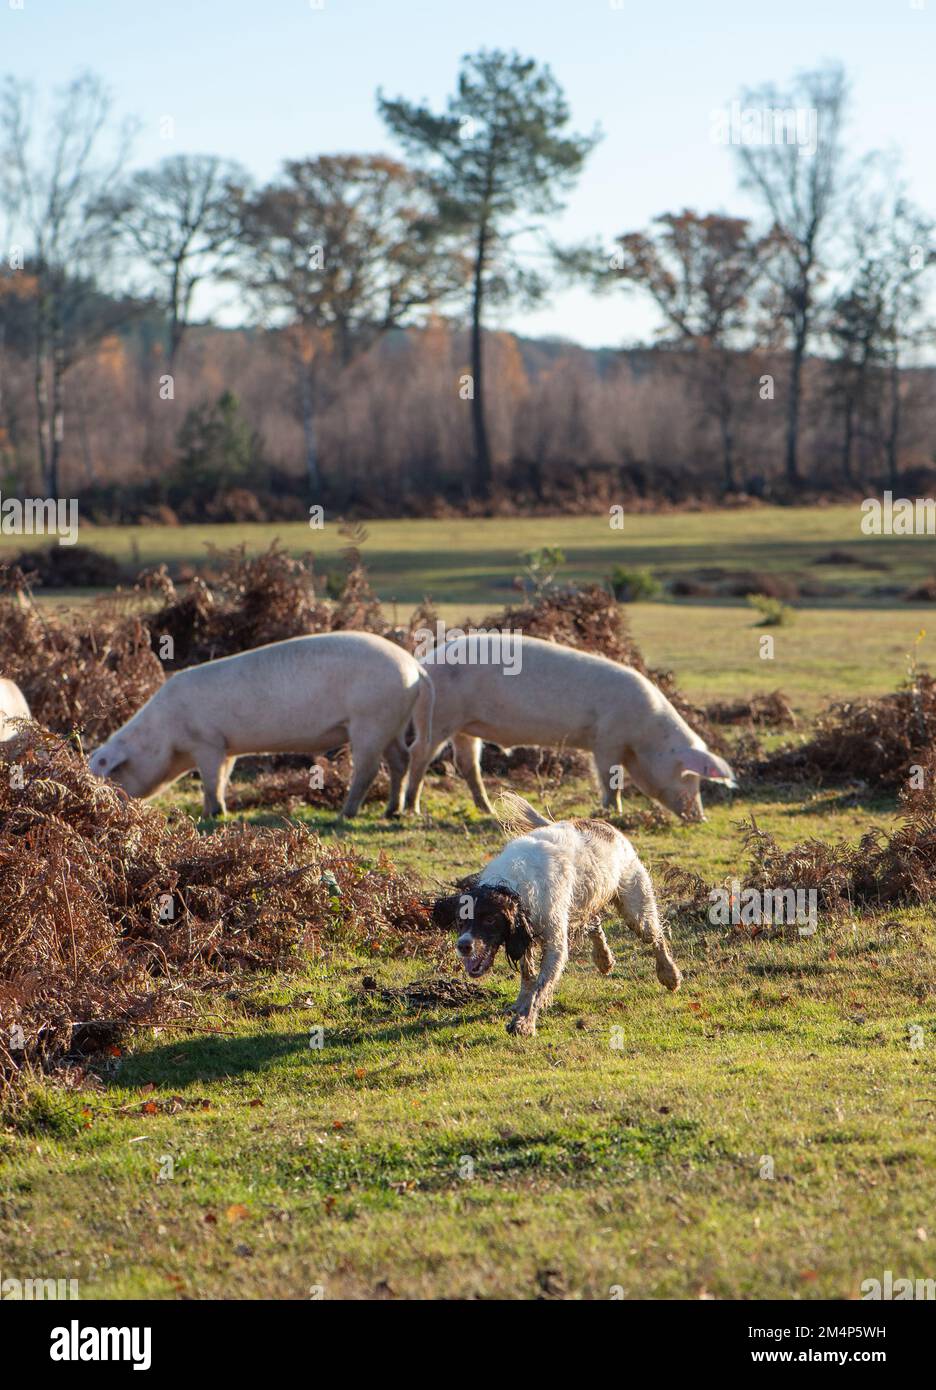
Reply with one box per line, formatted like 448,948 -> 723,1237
5,503 -> 936,605
2,775 -> 934,1300
626,603 -> 927,714
1,510 -> 935,1300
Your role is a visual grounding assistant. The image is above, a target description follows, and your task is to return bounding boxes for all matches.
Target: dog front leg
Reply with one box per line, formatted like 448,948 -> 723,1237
507,938 -> 568,1037
508,952 -> 538,1019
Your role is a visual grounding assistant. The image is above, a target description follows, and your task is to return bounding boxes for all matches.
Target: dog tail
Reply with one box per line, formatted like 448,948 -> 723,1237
495,791 -> 552,837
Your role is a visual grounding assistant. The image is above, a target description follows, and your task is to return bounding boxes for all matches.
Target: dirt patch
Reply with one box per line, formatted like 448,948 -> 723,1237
902,577 -> 936,602
369,976 -> 486,1008
812,549 -> 890,571
705,691 -> 796,729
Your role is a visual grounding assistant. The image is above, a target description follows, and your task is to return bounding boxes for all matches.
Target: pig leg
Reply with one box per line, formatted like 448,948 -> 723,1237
452,733 -> 495,814
404,737 -> 449,815
592,741 -> 624,814
342,728 -> 385,818
613,865 -> 682,991
382,736 -> 409,818
196,746 -> 233,818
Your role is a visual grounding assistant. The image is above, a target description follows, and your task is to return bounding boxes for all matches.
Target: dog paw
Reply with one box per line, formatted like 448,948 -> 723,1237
656,957 -> 682,991
506,1014 -> 536,1037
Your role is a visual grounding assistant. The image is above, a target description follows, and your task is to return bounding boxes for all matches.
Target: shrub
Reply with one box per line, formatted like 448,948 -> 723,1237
748,594 -> 794,627
170,390 -> 263,505
610,565 -> 661,602
13,544 -> 123,589
520,546 -> 566,594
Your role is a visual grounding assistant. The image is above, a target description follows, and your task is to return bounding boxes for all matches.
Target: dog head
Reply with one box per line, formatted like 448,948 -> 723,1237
432,880 -> 533,979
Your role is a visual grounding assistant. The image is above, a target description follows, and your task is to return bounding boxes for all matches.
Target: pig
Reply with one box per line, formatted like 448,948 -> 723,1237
89,632 -> 434,818
0,677 -> 31,740
406,633 -> 735,820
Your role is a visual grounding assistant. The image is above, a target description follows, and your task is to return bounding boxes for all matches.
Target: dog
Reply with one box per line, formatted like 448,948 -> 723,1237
432,794 -> 682,1036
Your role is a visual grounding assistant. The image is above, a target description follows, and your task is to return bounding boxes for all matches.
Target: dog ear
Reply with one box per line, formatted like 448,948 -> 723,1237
432,893 -> 464,931
505,907 -> 534,964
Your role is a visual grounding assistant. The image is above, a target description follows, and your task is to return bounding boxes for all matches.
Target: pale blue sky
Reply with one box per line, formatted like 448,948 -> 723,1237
3,0 -> 933,345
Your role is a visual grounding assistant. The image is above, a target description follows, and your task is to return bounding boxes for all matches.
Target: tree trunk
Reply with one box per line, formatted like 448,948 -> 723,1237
299,361 -> 320,495
720,411 -> 736,492
785,320 -> 807,486
34,295 -> 51,493
469,220 -> 492,498
885,357 -> 901,491
715,355 -> 737,492
48,303 -> 66,498
841,394 -> 854,485
168,261 -> 184,372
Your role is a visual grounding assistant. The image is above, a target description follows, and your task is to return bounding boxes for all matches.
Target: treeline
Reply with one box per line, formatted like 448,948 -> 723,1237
0,54 -> 934,517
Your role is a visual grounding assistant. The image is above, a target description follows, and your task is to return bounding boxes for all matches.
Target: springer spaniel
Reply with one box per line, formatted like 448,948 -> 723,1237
432,794 -> 682,1036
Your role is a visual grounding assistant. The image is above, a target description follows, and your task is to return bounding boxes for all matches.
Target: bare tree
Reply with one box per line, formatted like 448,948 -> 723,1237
602,210 -> 774,490
99,153 -> 248,370
871,200 -> 934,487
0,71 -> 136,495
829,173 -> 934,486
233,154 -> 467,493
733,63 -> 849,485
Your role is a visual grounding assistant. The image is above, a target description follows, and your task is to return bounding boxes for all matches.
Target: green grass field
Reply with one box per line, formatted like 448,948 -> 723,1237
6,502 -> 936,605
1,508 -> 934,1301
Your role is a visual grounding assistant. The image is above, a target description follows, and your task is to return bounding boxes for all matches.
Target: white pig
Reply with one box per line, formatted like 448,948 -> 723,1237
89,632 -> 434,818
0,677 -> 31,740
406,633 -> 735,820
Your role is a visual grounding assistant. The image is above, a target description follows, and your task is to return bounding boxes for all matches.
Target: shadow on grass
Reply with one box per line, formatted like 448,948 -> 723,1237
113,992 -> 511,1092
115,1030 -> 311,1089
779,791 -> 898,820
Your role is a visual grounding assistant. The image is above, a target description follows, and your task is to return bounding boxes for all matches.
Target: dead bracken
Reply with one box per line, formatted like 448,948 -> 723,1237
0,725 -> 434,1099
754,673 -> 936,789
661,761 -> 936,930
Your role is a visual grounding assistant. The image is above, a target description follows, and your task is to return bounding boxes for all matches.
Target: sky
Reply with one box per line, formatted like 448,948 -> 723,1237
3,0 -> 934,347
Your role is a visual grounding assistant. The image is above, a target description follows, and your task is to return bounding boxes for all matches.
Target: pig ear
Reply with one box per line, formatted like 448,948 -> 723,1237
680,748 -> 737,788
93,749 -> 127,777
